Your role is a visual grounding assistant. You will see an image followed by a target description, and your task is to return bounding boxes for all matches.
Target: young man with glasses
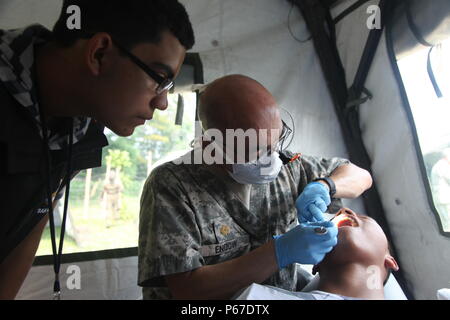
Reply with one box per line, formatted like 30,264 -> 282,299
138,75 -> 373,299
0,0 -> 194,299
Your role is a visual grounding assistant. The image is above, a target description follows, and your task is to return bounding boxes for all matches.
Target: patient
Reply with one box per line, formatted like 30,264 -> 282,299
311,208 -> 399,299
237,208 -> 400,300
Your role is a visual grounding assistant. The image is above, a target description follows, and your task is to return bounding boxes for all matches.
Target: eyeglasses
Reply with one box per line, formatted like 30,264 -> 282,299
113,40 -> 174,95
81,33 -> 174,95
278,120 -> 293,152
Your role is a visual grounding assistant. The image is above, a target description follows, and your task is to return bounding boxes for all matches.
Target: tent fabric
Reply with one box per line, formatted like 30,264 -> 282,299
332,0 -> 450,299
391,0 -> 450,59
0,0 -> 60,30
16,257 -> 141,300
184,0 -> 357,167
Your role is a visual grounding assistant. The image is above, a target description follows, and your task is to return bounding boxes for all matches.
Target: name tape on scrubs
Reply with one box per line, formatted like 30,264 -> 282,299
199,236 -> 249,257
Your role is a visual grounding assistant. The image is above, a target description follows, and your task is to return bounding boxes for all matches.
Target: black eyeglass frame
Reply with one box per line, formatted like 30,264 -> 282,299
112,40 -> 174,95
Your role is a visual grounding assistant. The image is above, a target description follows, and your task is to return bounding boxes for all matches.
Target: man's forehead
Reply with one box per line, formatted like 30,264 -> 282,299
149,62 -> 175,78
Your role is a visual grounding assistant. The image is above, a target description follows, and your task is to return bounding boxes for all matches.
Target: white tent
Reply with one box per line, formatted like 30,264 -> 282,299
1,0 -> 449,300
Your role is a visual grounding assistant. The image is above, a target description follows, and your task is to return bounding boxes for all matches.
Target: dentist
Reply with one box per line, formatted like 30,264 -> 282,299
138,74 -> 373,300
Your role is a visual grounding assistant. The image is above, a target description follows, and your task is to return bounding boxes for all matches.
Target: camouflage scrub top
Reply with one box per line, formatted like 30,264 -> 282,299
138,151 -> 349,299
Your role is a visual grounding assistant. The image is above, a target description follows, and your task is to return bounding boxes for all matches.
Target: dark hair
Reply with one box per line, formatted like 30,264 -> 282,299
52,0 -> 195,50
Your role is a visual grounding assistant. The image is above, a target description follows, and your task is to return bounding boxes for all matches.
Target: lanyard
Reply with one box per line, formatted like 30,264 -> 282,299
33,53 -> 74,299
39,105 -> 74,300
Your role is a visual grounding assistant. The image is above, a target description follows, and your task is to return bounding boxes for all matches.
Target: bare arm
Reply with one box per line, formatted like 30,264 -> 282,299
165,240 -> 278,300
325,163 -> 373,199
0,214 -> 49,299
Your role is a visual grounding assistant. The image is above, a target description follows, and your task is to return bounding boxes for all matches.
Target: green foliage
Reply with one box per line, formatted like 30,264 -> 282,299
106,149 -> 131,169
133,94 -> 194,161
119,195 -> 141,222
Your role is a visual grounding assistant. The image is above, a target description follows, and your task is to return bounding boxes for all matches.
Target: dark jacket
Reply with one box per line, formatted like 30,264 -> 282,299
0,82 -> 108,263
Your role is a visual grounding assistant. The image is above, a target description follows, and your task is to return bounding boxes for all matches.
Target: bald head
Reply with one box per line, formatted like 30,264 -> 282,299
199,75 -> 281,133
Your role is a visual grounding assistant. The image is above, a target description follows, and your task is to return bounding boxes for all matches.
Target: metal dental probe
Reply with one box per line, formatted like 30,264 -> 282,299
314,214 -> 338,234
314,226 -> 328,235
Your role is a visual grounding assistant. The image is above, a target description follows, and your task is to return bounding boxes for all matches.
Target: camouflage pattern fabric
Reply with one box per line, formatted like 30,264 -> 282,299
138,151 -> 349,299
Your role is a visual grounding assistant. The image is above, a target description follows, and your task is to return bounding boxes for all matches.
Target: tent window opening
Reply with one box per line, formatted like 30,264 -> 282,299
396,38 -> 450,234
36,58 -> 201,257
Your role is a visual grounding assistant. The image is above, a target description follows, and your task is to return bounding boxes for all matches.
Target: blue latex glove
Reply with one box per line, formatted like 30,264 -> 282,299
274,221 -> 338,268
296,182 -> 331,223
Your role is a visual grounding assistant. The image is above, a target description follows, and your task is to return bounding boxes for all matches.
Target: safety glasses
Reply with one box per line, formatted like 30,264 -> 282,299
250,120 -> 293,163
278,120 -> 293,152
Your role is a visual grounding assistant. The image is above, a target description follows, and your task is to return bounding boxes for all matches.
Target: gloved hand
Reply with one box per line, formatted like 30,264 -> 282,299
274,221 -> 338,268
296,182 -> 331,223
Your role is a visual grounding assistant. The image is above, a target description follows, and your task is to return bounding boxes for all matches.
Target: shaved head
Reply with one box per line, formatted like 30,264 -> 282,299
196,75 -> 287,180
199,75 -> 281,133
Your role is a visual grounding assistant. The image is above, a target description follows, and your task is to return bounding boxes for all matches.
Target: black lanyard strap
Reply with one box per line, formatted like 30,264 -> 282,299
39,105 -> 74,300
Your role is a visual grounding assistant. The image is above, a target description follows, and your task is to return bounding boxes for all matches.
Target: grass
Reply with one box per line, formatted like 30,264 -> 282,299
38,227 -> 79,255
36,196 -> 140,256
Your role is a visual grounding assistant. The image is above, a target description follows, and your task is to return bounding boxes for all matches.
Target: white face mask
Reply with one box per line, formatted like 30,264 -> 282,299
228,151 -> 283,185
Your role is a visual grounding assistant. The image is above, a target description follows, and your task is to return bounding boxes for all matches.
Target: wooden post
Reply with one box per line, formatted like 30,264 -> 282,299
147,151 -> 153,176
83,168 -> 92,218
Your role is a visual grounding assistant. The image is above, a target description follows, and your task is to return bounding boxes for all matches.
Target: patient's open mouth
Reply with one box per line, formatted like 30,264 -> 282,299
333,214 -> 358,228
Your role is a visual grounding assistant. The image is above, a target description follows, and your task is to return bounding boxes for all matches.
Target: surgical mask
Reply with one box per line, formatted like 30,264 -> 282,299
228,151 -> 283,185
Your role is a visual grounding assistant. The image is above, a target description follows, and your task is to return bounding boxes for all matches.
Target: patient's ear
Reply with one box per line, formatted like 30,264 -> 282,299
384,255 -> 399,272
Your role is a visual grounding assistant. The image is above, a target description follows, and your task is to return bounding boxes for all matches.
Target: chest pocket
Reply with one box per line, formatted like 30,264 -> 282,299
200,220 -> 251,265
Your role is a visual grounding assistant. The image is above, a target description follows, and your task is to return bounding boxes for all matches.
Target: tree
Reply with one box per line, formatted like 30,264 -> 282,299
105,149 -> 132,171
